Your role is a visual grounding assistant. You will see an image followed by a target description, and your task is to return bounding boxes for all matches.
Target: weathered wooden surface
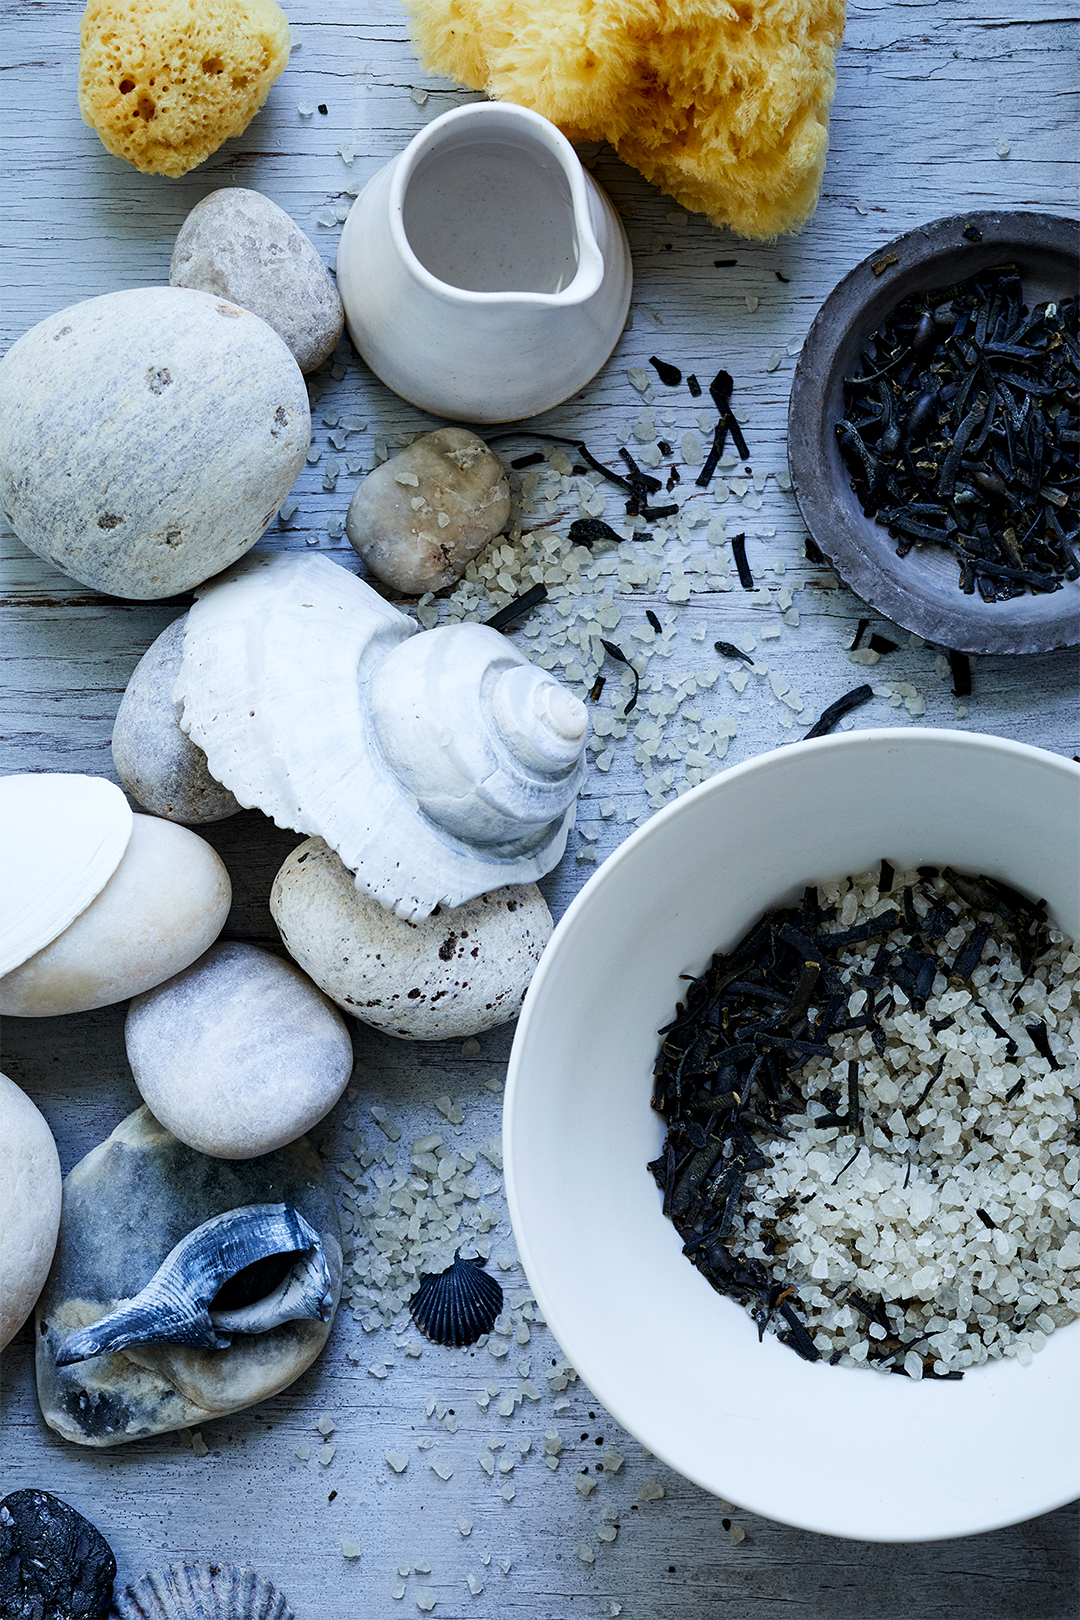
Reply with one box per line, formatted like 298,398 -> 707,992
1,0 -> 1077,1612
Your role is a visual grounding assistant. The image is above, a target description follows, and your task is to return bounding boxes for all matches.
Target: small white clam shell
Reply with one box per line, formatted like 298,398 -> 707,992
0,774 -> 132,976
0,814 -> 231,1017
111,1562 -> 294,1620
175,551 -> 588,919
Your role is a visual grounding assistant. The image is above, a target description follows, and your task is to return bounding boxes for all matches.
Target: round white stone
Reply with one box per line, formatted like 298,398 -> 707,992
0,1073 -> 62,1349
270,837 -> 552,1039
0,815 -> 232,1018
0,286 -> 310,599
125,941 -> 354,1159
171,188 -> 344,374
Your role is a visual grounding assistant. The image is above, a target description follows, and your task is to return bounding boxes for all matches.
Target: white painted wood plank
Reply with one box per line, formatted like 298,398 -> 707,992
1,0 -> 1077,1610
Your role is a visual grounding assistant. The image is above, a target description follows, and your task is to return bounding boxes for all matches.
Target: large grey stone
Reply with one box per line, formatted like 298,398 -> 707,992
0,287 -> 310,600
112,616 -> 241,825
171,188 -> 344,374
35,1107 -> 341,1447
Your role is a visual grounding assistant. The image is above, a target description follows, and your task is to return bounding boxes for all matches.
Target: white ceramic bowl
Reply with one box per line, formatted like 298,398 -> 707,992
506,730 -> 1080,1541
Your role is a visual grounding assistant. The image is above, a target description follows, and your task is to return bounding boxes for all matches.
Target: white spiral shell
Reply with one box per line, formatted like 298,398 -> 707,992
175,551 -> 588,919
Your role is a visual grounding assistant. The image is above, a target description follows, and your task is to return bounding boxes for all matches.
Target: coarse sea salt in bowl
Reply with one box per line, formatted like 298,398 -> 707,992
505,729 -> 1080,1541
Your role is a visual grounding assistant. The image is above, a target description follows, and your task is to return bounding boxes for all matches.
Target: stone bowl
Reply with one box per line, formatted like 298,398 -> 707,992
505,730 -> 1080,1541
787,210 -> 1080,655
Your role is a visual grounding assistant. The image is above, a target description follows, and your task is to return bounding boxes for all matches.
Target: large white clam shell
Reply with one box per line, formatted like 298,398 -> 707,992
175,551 -> 588,919
0,774 -> 131,976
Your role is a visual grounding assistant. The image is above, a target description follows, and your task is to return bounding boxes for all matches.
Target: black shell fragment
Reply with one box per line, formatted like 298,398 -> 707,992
0,1489 -> 116,1620
410,1254 -> 503,1347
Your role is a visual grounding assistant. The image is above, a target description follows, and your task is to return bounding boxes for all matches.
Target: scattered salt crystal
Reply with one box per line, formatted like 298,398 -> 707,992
298,103 -> 314,117
638,1477 -> 665,1501
316,1415 -> 336,1436
575,1473 -> 598,1497
855,198 -> 869,215
416,1593 -> 436,1613
626,368 -> 652,395
602,1448 -> 624,1472
319,1443 -> 336,1466
997,138 -> 1010,157
501,1483 -> 516,1502
577,1544 -> 595,1565
765,351 -> 782,372
431,1459 -> 453,1480
387,1451 -> 409,1473
745,295 -> 760,312
392,1584 -> 406,1601
410,87 -> 429,106
680,432 -> 704,466
294,1444 -> 310,1461
598,1524 -> 618,1542
342,1539 -> 361,1559
499,1560 -> 512,1574
729,1524 -> 747,1545
467,1575 -> 483,1595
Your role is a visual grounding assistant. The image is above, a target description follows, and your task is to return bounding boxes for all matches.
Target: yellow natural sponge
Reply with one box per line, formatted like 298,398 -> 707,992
405,0 -> 845,238
78,0 -> 291,178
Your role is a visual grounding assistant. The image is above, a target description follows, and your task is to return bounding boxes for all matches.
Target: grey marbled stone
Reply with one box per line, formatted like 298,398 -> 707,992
35,1107 -> 341,1447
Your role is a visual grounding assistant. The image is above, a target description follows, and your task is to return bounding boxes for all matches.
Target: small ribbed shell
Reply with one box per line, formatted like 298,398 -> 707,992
409,1253 -> 503,1347
175,551 -> 587,919
0,774 -> 132,977
111,1563 -> 293,1620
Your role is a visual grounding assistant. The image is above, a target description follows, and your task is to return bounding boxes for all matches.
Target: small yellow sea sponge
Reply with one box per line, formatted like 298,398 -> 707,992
405,0 -> 846,238
78,0 -> 291,178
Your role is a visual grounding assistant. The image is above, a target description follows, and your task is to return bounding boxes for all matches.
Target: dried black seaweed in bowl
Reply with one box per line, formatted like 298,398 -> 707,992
836,267 -> 1079,600
649,863 -> 1077,1376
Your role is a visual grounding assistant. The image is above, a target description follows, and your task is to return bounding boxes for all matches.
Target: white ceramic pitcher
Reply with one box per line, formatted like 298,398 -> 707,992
335,102 -> 633,423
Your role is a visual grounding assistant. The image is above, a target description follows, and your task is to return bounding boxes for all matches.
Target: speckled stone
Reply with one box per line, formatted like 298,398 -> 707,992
125,941 -> 354,1159
35,1107 -> 341,1447
345,427 -> 510,595
0,1075 -> 62,1349
0,1489 -> 116,1620
112,616 -> 240,825
171,189 -> 344,374
271,836 -> 552,1039
0,287 -> 310,600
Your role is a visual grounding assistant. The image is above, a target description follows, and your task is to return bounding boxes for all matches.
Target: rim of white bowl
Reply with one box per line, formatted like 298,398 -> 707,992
506,728 -> 1080,1541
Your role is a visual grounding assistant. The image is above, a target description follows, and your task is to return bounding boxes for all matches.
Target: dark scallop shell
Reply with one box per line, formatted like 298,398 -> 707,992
409,1253 -> 503,1347
110,1562 -> 293,1620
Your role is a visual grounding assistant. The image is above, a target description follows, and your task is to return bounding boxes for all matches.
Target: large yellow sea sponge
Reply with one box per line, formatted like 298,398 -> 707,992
78,0 -> 291,178
406,0 -> 846,238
